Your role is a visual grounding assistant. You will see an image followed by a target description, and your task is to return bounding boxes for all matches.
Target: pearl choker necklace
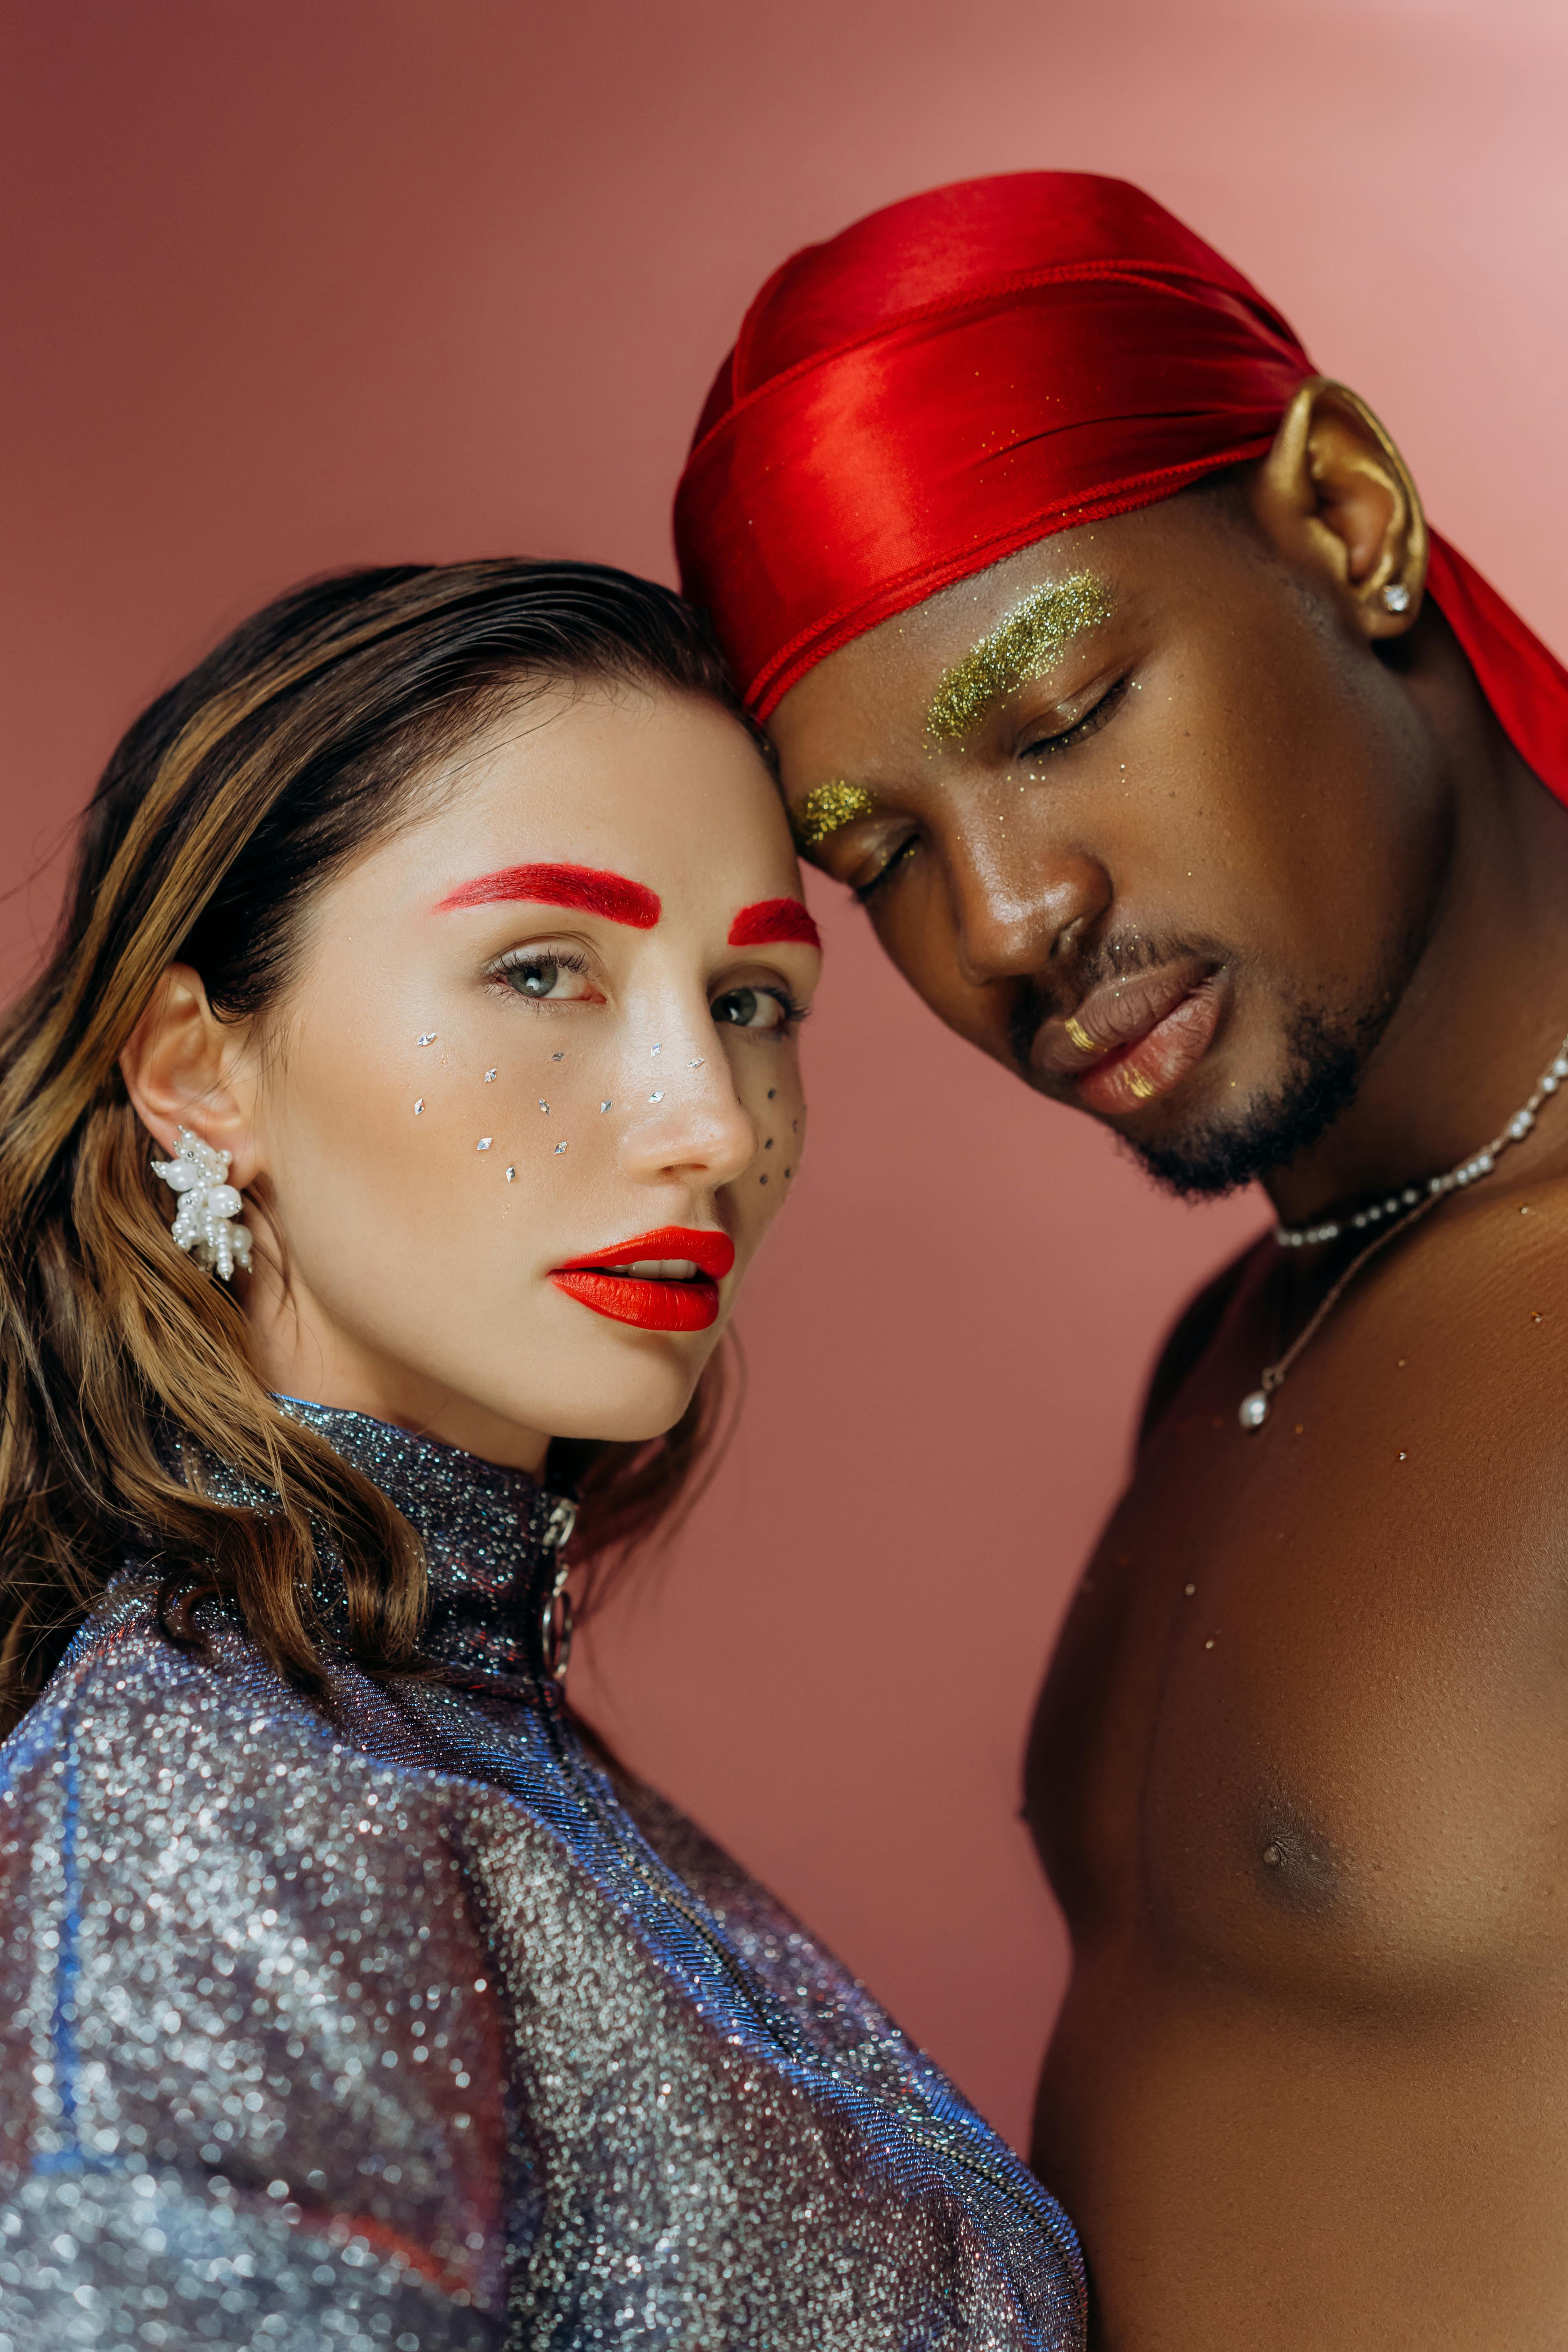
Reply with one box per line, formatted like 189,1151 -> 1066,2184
1272,1035 -> 1568,1249
1241,1022 -> 1568,1430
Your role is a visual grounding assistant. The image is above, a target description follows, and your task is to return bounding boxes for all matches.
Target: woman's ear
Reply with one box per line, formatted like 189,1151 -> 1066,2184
1251,376 -> 1428,642
119,964 -> 263,1185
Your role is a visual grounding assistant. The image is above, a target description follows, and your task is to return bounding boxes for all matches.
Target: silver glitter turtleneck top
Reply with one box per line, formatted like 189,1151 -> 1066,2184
0,1402 -> 1085,2349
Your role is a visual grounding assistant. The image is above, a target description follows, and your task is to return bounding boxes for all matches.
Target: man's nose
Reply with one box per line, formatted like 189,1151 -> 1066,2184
946,837 -> 1112,989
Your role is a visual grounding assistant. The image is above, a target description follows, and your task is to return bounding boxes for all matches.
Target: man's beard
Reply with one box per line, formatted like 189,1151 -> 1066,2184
1128,1000 -> 1373,1198
1009,946 -> 1390,1200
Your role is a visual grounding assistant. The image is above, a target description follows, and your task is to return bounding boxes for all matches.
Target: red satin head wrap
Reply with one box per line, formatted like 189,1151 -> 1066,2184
675,172 -> 1568,802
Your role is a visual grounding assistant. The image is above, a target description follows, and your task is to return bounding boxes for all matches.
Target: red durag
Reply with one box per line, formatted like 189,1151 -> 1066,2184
674,173 -> 1568,799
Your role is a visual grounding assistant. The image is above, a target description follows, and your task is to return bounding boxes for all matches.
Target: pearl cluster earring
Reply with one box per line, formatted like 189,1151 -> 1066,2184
151,1127 -> 253,1282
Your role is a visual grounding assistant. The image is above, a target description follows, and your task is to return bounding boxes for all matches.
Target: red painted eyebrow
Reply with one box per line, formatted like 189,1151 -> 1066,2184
728,898 -> 822,950
435,862 -> 661,927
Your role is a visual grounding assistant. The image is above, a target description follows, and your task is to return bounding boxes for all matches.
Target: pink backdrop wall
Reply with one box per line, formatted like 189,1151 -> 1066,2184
5,0 -> 1564,2151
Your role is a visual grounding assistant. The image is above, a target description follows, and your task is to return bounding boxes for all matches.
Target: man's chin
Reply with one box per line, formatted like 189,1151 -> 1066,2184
1117,1023 -> 1367,1201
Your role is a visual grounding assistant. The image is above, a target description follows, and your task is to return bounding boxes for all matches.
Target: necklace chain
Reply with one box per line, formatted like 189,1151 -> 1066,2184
1240,1024 -> 1568,1430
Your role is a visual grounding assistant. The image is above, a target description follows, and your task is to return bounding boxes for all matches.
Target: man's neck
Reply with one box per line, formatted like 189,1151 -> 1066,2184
1267,686 -> 1568,1229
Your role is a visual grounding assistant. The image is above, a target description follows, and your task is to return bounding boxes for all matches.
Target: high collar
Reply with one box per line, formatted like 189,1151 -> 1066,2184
276,1398 -> 577,1685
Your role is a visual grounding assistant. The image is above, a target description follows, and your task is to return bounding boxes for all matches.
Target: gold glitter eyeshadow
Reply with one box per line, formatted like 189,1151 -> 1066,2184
926,573 -> 1117,742
789,780 -> 877,851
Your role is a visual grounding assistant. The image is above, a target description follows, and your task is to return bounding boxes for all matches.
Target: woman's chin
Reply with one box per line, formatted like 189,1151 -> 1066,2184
539,1374 -> 705,1449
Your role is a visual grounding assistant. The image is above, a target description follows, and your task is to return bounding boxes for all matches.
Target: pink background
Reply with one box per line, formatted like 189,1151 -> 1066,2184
5,0 -> 1564,2151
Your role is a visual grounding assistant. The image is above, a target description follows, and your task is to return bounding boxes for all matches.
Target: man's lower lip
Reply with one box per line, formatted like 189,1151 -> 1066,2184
1073,983 -> 1223,1116
549,1268 -> 719,1332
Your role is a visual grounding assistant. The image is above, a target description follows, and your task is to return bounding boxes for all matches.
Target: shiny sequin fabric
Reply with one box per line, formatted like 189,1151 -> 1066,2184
0,1402 -> 1085,2348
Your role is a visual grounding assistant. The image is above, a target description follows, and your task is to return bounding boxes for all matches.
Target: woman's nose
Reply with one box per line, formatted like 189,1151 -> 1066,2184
617,1032 -> 760,1191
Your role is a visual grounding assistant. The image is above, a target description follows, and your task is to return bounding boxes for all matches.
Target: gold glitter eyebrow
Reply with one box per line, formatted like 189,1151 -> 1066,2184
925,573 -> 1118,743
789,780 -> 878,851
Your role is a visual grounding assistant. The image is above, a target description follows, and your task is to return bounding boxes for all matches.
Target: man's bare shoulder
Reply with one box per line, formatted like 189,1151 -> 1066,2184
1281,1163 -> 1568,1620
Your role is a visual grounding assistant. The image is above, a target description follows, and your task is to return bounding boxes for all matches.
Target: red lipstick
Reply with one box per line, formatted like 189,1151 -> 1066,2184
550,1224 -> 735,1333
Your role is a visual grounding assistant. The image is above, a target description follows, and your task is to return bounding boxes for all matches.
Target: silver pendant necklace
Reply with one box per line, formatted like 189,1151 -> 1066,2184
1240,1023 -> 1568,1430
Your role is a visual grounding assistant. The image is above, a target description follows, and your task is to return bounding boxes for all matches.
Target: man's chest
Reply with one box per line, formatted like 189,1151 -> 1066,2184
1025,1286 -> 1568,2004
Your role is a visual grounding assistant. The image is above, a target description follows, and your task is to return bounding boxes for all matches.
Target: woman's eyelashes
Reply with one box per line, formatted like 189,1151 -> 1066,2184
710,982 -> 807,1036
487,946 -> 805,1035
488,946 -> 604,1005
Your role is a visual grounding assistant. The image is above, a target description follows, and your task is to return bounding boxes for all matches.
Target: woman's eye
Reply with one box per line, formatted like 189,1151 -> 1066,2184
711,985 -> 791,1032
510,959 -> 562,998
494,951 -> 594,1002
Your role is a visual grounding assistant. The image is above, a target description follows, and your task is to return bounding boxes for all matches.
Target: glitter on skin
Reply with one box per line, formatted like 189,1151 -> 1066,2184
924,574 -> 1117,743
789,780 -> 877,852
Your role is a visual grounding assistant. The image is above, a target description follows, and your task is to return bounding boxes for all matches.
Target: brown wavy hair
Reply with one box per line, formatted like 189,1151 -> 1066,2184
0,559 -> 756,1728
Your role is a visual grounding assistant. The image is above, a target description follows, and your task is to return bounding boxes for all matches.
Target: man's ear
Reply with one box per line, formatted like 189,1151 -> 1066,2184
1250,376 -> 1428,641
119,964 -> 263,1185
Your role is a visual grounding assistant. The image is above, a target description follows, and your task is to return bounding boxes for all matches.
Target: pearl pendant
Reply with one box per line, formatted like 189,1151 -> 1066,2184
1239,1389 -> 1270,1430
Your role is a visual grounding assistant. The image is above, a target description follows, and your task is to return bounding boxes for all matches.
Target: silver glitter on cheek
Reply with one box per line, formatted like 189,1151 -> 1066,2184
650,1044 -> 662,1057
599,1101 -> 612,1114
539,1100 -> 550,1114
484,1069 -> 497,1083
505,1167 -> 515,1181
417,1032 -> 437,1046
477,1138 -> 492,1152
650,1092 -> 664,1103
0,1403 -> 1085,2345
553,1142 -> 568,1155
689,1059 -> 704,1069
413,1099 -> 424,1115
551,1051 -> 564,1062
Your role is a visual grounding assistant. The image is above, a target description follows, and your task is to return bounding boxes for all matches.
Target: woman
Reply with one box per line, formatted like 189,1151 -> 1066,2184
0,561 -> 1084,2349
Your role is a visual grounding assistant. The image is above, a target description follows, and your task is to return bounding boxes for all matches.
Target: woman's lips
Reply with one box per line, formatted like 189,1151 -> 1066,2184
550,1224 -> 734,1334
1032,962 -> 1224,1117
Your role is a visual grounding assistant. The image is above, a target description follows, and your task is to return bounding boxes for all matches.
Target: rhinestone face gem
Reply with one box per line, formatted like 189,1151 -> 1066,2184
505,1166 -> 515,1181
1239,1390 -> 1270,1430
484,1069 -> 497,1083
477,1138 -> 492,1151
417,1033 -> 437,1045
599,1101 -> 612,1113
553,1142 -> 567,1154
413,1099 -> 423,1115
650,1092 -> 664,1103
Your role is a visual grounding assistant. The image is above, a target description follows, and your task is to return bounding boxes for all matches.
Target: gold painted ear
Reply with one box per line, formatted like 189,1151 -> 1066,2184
1256,376 -> 1428,639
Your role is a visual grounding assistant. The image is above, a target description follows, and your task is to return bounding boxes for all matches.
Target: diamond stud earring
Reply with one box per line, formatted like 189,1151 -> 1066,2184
1381,581 -> 1411,614
151,1127 -> 254,1281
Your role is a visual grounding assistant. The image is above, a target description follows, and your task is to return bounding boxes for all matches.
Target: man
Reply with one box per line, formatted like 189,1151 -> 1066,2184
674,175 -> 1568,2349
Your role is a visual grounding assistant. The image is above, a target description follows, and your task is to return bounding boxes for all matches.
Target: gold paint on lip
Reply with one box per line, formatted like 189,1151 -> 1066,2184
1124,1067 -> 1158,1100
925,574 -> 1118,743
1064,1014 -> 1097,1054
789,780 -> 877,851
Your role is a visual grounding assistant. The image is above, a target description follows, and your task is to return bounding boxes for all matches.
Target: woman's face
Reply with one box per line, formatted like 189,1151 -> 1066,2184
235,683 -> 817,1467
